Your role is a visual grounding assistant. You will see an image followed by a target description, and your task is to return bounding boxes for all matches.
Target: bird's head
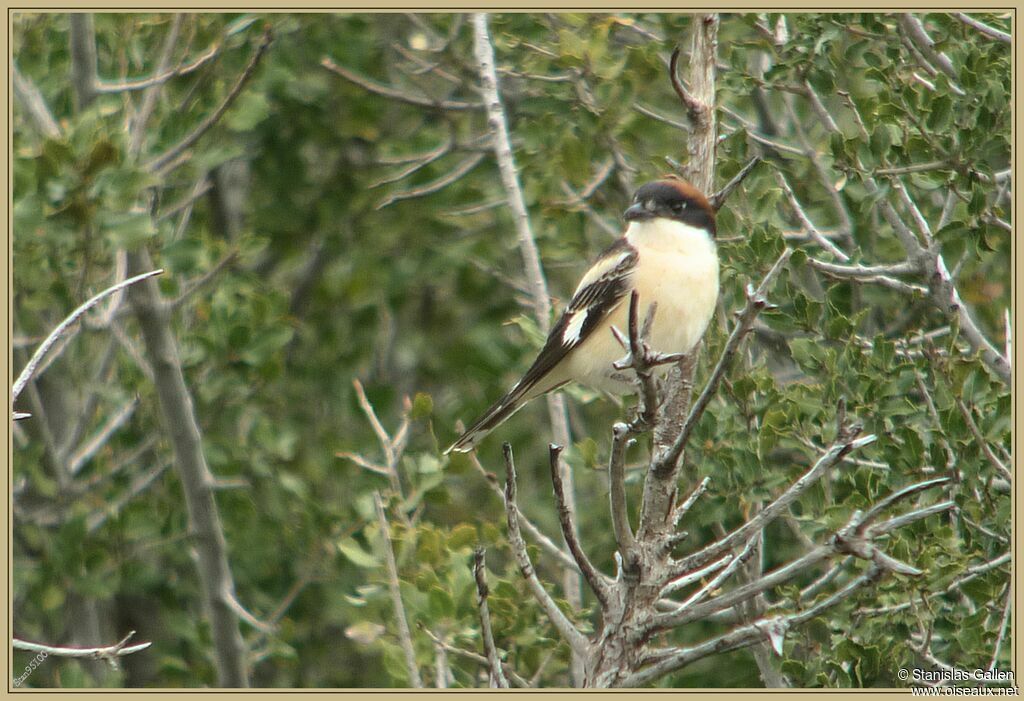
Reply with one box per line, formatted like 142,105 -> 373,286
623,177 -> 716,237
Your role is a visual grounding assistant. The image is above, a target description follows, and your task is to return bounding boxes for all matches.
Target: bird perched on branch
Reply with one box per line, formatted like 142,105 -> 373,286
446,176 -> 719,454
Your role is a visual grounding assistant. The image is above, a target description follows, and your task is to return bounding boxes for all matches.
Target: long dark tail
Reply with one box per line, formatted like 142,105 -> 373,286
445,383 -> 534,454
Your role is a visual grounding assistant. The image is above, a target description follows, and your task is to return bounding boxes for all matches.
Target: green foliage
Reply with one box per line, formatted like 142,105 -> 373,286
12,11 -> 1010,689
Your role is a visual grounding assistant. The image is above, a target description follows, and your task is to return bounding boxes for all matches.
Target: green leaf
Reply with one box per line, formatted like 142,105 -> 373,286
99,210 -> 156,248
447,523 -> 477,551
226,91 -> 271,132
337,537 -> 380,568
411,392 -> 433,420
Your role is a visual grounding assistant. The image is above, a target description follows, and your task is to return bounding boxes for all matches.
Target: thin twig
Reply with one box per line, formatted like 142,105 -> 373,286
670,430 -> 875,578
660,554 -> 732,597
987,587 -> 1012,672
672,476 -> 710,527
673,534 -> 760,612
466,452 -> 580,573
501,444 -> 587,654
12,64 -> 62,139
417,625 -> 530,688
373,492 -> 423,688
608,423 -> 636,556
13,631 -> 151,659
856,553 -> 1010,617
775,172 -> 850,262
97,40 -> 222,94
549,444 -> 611,608
954,398 -> 1011,481
375,153 -> 485,209
68,397 -> 139,475
146,26 -> 273,172
321,56 -> 482,111
170,249 -> 240,310
633,102 -> 691,131
708,157 -> 761,211
624,566 -> 885,687
898,15 -> 965,95
473,548 -> 510,688
12,269 -> 164,405
953,12 -> 1011,43
668,46 -> 706,124
128,14 -> 184,157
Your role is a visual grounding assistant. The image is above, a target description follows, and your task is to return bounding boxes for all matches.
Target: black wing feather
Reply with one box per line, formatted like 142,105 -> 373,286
515,238 -> 637,393
446,238 -> 637,453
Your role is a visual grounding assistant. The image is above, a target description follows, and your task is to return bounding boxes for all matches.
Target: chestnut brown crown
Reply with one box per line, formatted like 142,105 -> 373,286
623,177 -> 716,237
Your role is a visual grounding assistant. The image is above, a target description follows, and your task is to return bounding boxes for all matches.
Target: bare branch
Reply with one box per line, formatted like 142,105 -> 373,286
12,269 -> 164,405
125,249 -> 247,687
987,587 -> 1012,672
709,156 -> 761,211
954,398 -> 1011,481
417,625 -> 530,688
353,379 -> 396,468
321,56 -> 482,111
14,631 -> 151,660
373,492 -> 423,688
857,552 -> 1009,618
96,40 -> 222,94
549,444 -> 612,608
12,64 -> 62,139
466,451 -> 580,573
473,548 -> 510,688
807,258 -> 920,278
953,12 -> 1011,43
660,553 -> 731,597
624,566 -> 885,687
433,638 -> 451,688
146,26 -> 273,172
671,430 -> 875,577
671,476 -> 710,527
501,443 -> 588,654
375,153 -> 485,210
775,172 -> 850,262
611,292 -> 663,429
870,500 -> 956,535
633,102 -> 691,131
170,249 -> 240,310
608,422 -> 636,557
67,397 -> 138,475
899,14 -> 965,94
128,14 -> 184,157
857,477 -> 951,533
370,135 -> 454,188
668,46 -> 706,125
671,534 -> 760,613
69,13 -> 99,110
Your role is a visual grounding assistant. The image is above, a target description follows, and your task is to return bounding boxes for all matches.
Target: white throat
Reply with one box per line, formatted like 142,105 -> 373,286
624,218 -> 716,255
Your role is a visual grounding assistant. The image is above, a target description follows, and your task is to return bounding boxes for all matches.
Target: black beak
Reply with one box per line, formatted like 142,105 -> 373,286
623,202 -> 653,221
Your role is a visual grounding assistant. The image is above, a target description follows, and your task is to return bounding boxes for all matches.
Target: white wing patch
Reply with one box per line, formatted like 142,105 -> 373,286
562,309 -> 588,345
573,251 -> 633,295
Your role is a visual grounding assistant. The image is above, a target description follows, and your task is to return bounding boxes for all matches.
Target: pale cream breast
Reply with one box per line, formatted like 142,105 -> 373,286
564,219 -> 719,394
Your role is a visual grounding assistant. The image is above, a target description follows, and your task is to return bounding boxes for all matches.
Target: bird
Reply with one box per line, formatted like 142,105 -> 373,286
446,176 -> 719,454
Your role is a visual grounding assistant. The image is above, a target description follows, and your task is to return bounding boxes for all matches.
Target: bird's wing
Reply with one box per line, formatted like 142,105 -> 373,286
515,238 -> 639,395
445,238 -> 637,453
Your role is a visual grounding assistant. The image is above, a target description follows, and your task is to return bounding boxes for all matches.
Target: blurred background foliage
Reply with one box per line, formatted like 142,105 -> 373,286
11,12 -> 1011,688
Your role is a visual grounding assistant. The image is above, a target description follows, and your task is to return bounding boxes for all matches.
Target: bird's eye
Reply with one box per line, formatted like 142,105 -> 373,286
673,201 -> 686,212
